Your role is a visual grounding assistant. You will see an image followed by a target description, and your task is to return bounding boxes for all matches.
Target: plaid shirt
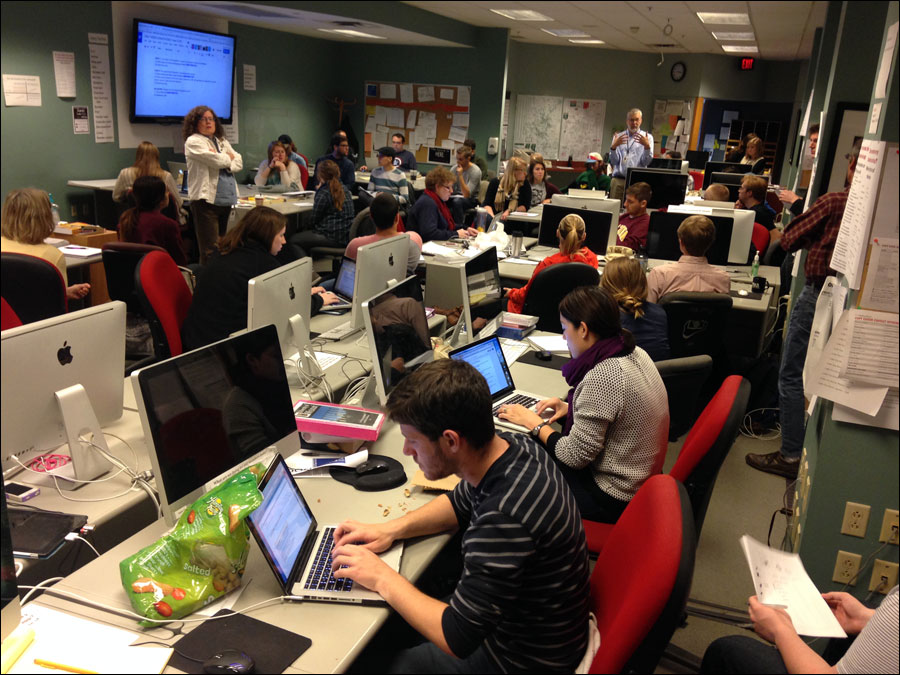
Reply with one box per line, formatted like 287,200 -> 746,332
780,189 -> 849,287
311,184 -> 354,245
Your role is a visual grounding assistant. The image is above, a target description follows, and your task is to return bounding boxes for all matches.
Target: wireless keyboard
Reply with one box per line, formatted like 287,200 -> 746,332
318,321 -> 360,341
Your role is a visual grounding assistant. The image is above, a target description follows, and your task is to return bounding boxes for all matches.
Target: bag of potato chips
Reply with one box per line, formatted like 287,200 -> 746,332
119,466 -> 264,625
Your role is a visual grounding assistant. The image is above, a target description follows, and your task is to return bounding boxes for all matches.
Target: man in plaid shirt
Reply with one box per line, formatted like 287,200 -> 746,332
746,140 -> 860,478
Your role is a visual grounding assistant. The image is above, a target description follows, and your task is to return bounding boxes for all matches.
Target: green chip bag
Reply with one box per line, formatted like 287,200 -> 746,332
119,465 -> 264,625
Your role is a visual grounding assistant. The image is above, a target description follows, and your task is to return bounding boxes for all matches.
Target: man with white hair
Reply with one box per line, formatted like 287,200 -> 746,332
608,108 -> 654,200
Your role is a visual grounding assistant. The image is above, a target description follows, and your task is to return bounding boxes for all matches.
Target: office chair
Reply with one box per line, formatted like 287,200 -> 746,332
103,242 -> 167,314
0,252 -> 67,326
658,291 -> 733,359
1,297 -> 23,330
750,222 -> 770,263
134,250 -> 193,359
655,355 -> 714,441
522,262 -> 600,332
307,207 -> 374,273
588,474 -> 695,674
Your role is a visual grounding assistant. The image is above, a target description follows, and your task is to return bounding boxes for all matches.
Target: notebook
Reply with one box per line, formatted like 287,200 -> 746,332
449,335 -> 548,433
246,454 -> 403,605
326,256 -> 356,311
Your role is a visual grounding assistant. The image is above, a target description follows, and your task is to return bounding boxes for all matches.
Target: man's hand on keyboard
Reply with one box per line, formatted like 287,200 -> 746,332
497,403 -> 542,429
333,519 -> 396,553
331,543 -> 393,593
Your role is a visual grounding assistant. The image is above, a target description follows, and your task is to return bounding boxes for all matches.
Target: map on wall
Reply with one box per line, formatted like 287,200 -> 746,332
558,99 -> 606,161
513,95 -> 563,158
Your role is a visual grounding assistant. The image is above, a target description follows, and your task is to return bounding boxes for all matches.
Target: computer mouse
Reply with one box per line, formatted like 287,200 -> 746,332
356,459 -> 390,476
202,649 -> 255,674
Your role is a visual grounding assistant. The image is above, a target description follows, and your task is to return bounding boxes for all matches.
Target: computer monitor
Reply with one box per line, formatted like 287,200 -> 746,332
708,172 -> 769,202
549,195 -> 620,244
538,204 -> 616,255
350,235 -> 412,331
132,325 -> 298,525
686,150 -> 710,170
648,158 -> 681,171
701,161 -> 751,189
1,479 -> 21,641
1,302 -> 126,488
646,211 -> 751,265
625,168 -> 688,209
694,199 -> 737,209
362,276 -> 433,406
566,188 -> 609,200
247,256 -> 313,363
668,205 -> 754,264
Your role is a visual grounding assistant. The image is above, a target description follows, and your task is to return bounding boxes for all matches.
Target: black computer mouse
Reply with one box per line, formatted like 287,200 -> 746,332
356,459 -> 390,476
202,649 -> 255,674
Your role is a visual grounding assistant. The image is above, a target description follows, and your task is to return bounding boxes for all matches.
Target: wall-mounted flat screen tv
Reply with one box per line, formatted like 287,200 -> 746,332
130,19 -> 236,124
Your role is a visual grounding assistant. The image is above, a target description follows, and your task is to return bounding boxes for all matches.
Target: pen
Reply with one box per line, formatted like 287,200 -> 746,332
33,658 -> 98,674
66,246 -> 86,249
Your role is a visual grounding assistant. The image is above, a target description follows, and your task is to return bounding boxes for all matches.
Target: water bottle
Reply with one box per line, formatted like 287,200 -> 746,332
636,248 -> 648,273
510,231 -> 524,258
751,252 -> 760,278
48,193 -> 60,227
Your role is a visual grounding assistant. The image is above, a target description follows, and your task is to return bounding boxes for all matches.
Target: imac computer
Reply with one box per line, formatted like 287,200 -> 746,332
668,204 -> 754,263
362,276 -> 433,406
646,210 -> 753,265
247,256 -> 313,368
1,302 -> 126,488
686,150 -> 710,170
649,158 -> 689,173
132,325 -> 298,525
566,188 -> 609,200
625,168 -> 689,209
707,172 -> 769,202
701,161 -> 751,189
538,205 -> 616,255
319,235 -> 411,341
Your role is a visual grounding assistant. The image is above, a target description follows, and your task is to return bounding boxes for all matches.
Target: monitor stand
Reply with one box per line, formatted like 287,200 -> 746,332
288,314 -> 314,374
29,384 -> 111,491
343,375 -> 380,410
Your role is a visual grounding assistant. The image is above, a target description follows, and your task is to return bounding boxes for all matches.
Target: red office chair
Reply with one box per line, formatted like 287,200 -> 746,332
296,153 -> 311,189
134,250 -> 192,359
588,474 -> 695,674
583,375 -> 750,554
1,297 -> 23,330
1,252 -> 67,326
751,222 -> 770,262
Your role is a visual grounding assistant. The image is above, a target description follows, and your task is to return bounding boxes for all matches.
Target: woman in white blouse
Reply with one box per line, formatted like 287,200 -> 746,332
255,140 -> 302,193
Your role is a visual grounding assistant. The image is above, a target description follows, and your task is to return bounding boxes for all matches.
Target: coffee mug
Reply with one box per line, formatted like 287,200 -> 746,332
752,276 -> 768,293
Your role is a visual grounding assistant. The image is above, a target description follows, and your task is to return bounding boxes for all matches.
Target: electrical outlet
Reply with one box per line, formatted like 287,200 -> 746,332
832,551 -> 862,585
868,559 -> 899,593
879,509 -> 899,544
840,502 -> 870,537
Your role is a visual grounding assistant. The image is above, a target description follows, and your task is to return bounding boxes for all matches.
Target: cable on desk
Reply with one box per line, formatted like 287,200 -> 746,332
19,576 -> 65,605
65,533 -> 101,558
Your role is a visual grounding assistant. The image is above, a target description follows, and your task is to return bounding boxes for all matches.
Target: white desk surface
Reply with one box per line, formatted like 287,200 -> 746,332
67,179 -> 117,191
29,358 -> 567,674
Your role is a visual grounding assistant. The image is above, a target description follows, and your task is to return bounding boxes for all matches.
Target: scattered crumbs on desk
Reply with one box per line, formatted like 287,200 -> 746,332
378,503 -> 383,507
403,489 -> 411,498
382,507 -> 391,517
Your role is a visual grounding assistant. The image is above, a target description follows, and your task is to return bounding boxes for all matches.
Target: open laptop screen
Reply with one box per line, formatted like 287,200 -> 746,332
334,257 -> 356,300
449,336 -> 514,397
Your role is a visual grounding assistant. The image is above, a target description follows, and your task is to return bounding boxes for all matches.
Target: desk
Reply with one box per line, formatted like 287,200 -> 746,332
355,171 -> 425,192
55,228 -> 118,305
28,359 -> 566,673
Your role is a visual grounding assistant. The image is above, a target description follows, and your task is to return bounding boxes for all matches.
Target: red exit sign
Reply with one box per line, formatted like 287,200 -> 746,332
740,57 -> 755,70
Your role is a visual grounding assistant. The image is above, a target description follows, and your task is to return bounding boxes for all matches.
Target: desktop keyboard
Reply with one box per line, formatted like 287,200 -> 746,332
493,394 -> 538,417
318,321 -> 359,341
304,527 -> 354,592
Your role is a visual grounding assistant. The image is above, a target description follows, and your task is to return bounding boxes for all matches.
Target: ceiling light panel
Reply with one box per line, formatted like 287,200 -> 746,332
541,28 -> 591,37
721,44 -> 758,53
697,12 -> 751,25
712,31 -> 755,41
489,9 -> 553,21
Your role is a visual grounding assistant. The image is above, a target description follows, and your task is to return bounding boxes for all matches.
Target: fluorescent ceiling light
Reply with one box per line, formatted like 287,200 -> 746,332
318,28 -> 386,39
721,44 -> 758,53
697,12 -> 751,25
569,39 -> 605,45
490,9 -> 553,21
712,31 -> 755,41
541,28 -> 591,37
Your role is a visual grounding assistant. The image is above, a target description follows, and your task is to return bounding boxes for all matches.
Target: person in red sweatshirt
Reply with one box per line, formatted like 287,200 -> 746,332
616,181 -> 651,252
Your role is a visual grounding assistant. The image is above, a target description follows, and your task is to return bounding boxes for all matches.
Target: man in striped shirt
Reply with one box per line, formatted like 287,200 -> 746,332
367,146 -> 411,206
332,359 -> 591,673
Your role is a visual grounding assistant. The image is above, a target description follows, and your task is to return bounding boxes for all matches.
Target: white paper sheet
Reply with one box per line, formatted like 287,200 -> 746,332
833,387 -> 900,430
838,309 -> 899,387
527,335 -> 570,353
439,88 -> 454,100
440,139 -> 456,149
875,22 -> 898,99
859,238 -> 899,312
387,107 -> 405,128
406,109 -> 417,128
452,112 -> 469,128
665,100 -> 684,116
806,311 -> 889,415
740,535 -> 846,638
722,110 -> 739,124
871,146 -> 899,240
417,86 -> 434,102
53,51 -> 76,97
803,278 -> 838,394
373,106 -> 387,125
457,87 -> 470,107
869,102 -> 882,134
499,338 -> 529,365
88,41 -> 114,143
448,126 -> 467,143
719,126 -> 731,141
2,74 -> 41,106
381,83 -> 397,99
364,117 -> 377,133
399,84 -> 413,103
242,64 -> 256,91
673,120 -> 685,136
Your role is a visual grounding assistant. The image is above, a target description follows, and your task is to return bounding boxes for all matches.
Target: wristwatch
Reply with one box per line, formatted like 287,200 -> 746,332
530,422 -> 547,438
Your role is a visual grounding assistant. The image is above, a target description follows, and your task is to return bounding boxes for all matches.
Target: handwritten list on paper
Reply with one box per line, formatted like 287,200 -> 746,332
88,38 -> 114,143
831,140 -> 886,288
839,309 -> 899,388
53,51 -> 76,97
2,74 -> 41,106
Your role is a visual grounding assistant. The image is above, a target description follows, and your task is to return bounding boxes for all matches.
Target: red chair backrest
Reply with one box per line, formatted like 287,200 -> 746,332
751,222 -> 770,258
297,153 -> 311,189
1,296 -> 23,330
136,251 -> 192,357
0,252 -> 67,325
590,474 -> 694,673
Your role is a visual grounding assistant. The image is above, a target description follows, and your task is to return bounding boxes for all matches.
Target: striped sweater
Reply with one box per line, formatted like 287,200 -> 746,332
443,432 -> 590,673
367,166 -> 411,204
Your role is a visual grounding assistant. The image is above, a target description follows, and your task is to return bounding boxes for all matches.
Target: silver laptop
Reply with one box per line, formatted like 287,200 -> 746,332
449,335 -> 547,433
247,454 -> 403,605
325,256 -> 355,312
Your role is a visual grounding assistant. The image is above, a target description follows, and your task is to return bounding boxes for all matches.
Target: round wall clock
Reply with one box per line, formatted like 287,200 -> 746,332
671,61 -> 687,82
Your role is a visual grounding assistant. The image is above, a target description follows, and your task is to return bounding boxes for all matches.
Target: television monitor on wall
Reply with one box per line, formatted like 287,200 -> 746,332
131,19 -> 236,124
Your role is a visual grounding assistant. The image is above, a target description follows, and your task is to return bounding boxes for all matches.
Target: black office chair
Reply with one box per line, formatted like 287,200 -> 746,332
102,242 -> 167,313
0,252 -> 67,325
307,207 -> 374,274
658,292 -> 733,360
522,262 -> 600,332
655,355 -> 714,441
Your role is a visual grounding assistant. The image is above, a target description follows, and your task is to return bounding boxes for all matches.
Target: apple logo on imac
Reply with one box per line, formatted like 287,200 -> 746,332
57,341 -> 73,366
289,283 -> 295,300
388,254 -> 394,267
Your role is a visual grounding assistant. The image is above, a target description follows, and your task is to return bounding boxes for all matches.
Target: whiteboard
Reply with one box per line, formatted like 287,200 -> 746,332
558,99 -> 606,161
513,95 -> 563,158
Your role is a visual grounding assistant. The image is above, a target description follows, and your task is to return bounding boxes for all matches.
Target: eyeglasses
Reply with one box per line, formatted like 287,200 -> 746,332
437,184 -> 453,191
200,115 -> 215,122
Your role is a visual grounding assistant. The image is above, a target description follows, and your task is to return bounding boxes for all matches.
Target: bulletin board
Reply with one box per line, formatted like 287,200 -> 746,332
364,81 -> 471,163
651,98 -> 694,155
512,95 -> 606,161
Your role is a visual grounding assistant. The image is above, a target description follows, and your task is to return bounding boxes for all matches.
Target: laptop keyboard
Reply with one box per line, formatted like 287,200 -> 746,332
492,394 -> 538,417
304,527 -> 354,592
318,321 -> 359,341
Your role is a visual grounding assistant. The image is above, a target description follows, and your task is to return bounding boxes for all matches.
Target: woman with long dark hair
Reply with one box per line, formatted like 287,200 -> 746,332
118,175 -> 187,265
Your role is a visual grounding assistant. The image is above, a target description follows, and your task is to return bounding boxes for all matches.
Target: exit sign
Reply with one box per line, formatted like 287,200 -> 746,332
740,57 -> 755,70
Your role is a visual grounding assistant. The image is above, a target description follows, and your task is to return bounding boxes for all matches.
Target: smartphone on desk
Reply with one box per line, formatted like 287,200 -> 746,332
5,481 -> 40,503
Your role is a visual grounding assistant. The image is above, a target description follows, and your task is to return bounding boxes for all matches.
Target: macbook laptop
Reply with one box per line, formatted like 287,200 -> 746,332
247,454 -> 403,605
449,335 -> 547,433
326,256 -> 356,311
